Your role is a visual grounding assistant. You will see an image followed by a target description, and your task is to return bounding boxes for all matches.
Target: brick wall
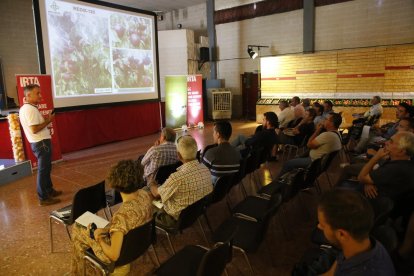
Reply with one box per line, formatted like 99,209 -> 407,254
214,0 -> 414,117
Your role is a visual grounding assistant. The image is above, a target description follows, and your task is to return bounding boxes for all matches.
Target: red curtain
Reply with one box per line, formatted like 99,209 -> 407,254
0,120 -> 13,159
55,102 -> 161,153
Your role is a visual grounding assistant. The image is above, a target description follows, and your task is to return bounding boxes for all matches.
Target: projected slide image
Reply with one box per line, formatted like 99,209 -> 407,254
110,15 -> 152,50
48,12 -> 111,96
113,49 -> 153,89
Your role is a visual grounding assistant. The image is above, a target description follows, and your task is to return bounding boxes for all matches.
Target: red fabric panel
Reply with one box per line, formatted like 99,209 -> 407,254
0,119 -> 14,159
55,102 -> 161,154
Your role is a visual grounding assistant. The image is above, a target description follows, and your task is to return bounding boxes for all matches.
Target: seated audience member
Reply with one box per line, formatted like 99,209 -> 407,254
141,127 -> 179,183
355,95 -> 383,119
277,108 -> 316,146
149,135 -> 212,228
71,160 -> 152,275
317,190 -> 395,276
231,111 -> 278,157
322,100 -> 334,119
357,131 -> 414,200
335,118 -> 414,185
291,96 -> 306,119
202,121 -> 241,184
302,98 -> 311,111
353,102 -> 413,153
287,104 -> 305,128
278,113 -> 342,177
313,102 -> 325,125
278,100 -> 295,129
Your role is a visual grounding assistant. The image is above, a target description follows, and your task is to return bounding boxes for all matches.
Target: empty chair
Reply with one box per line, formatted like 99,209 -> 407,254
83,218 -> 159,275
156,196 -> 209,254
154,161 -> 182,185
154,239 -> 233,276
49,181 -> 109,253
212,193 -> 283,274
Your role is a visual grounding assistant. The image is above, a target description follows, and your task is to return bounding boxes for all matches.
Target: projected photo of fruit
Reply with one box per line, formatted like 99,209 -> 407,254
112,49 -> 153,89
110,15 -> 152,50
48,12 -> 112,96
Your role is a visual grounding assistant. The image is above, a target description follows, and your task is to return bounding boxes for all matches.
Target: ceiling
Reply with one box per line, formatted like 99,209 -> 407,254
101,0 -> 207,13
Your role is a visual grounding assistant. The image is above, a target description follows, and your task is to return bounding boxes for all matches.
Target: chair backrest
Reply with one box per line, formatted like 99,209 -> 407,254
244,147 -> 263,174
320,150 -> 340,172
155,161 -> 182,185
115,218 -> 155,267
370,196 -> 394,228
201,143 -> 218,160
71,181 -> 107,223
302,158 -> 323,189
178,196 -> 208,231
197,241 -> 233,276
209,175 -> 234,205
254,193 -> 283,246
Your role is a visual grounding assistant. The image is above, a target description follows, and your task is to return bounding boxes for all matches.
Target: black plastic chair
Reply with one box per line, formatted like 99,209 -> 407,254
204,175 -> 234,232
154,239 -> 233,276
156,196 -> 209,254
83,218 -> 159,275
154,161 -> 182,185
240,147 -> 264,196
49,181 -> 110,253
231,192 -> 283,222
212,193 -> 283,274
319,150 -> 340,188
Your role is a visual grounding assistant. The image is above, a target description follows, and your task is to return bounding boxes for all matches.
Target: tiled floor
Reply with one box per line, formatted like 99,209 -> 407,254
0,121 -> 334,275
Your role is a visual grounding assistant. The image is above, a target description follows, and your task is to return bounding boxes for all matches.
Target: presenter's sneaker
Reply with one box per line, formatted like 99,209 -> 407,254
50,189 -> 63,197
40,197 -> 61,206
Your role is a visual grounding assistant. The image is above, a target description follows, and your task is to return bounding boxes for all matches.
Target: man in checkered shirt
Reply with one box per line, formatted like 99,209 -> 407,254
149,135 -> 213,228
141,127 -> 179,184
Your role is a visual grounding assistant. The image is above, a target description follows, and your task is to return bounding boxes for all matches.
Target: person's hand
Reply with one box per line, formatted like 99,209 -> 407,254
364,184 -> 378,199
292,128 -> 299,135
46,112 -> 55,123
93,228 -> 108,242
373,147 -> 389,161
366,148 -> 377,156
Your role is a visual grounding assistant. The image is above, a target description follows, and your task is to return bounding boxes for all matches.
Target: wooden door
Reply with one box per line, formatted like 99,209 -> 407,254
241,72 -> 258,120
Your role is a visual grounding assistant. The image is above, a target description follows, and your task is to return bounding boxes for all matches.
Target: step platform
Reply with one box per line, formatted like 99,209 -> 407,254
0,159 -> 32,186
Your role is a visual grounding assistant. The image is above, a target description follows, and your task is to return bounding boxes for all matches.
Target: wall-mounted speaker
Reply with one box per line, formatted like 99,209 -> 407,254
200,47 -> 209,62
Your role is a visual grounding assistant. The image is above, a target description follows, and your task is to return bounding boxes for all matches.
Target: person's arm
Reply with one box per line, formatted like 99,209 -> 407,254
30,113 -> 54,134
358,148 -> 389,198
141,147 -> 155,166
97,231 -> 124,262
307,123 -> 324,149
149,180 -> 160,199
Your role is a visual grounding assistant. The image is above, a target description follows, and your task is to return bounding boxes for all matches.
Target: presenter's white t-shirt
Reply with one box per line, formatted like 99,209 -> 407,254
19,104 -> 51,143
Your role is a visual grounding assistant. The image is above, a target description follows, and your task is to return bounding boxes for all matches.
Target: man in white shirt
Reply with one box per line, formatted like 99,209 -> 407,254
19,84 -> 61,206
278,100 -> 295,129
360,96 -> 383,119
291,96 -> 306,119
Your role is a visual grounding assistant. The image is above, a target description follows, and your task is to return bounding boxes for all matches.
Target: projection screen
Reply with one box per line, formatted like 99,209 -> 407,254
34,0 -> 160,109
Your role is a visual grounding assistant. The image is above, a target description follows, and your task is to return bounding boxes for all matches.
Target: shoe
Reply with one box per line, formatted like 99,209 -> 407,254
39,197 -> 61,206
50,189 -> 63,197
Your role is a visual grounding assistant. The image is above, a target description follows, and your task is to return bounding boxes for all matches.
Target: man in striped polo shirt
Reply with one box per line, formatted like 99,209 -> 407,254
202,121 -> 241,185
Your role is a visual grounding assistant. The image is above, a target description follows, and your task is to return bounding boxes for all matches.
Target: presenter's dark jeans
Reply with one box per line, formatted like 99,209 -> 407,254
31,139 -> 53,200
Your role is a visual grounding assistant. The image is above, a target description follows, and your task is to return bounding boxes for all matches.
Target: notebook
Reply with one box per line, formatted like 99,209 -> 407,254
75,211 -> 109,228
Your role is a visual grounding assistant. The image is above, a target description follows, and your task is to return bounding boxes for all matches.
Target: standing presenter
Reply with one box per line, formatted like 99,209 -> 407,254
19,84 -> 62,206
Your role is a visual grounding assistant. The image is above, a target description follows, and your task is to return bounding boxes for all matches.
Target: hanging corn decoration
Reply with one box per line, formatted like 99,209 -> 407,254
8,113 -> 26,162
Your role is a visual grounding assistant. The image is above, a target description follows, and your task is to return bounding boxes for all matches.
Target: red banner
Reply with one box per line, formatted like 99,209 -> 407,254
16,75 -> 62,167
187,74 -> 203,126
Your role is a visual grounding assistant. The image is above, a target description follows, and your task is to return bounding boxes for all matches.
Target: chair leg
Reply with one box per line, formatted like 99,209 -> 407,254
49,217 -> 54,253
155,226 -> 175,255
235,247 -> 254,275
150,244 -> 161,267
198,218 -> 210,246
65,225 -> 71,240
203,211 -> 213,234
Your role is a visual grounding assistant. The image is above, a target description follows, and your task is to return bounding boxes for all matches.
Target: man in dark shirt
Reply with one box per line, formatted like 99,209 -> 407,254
318,190 -> 395,276
202,121 -> 241,184
231,111 -> 278,157
358,131 -> 414,200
